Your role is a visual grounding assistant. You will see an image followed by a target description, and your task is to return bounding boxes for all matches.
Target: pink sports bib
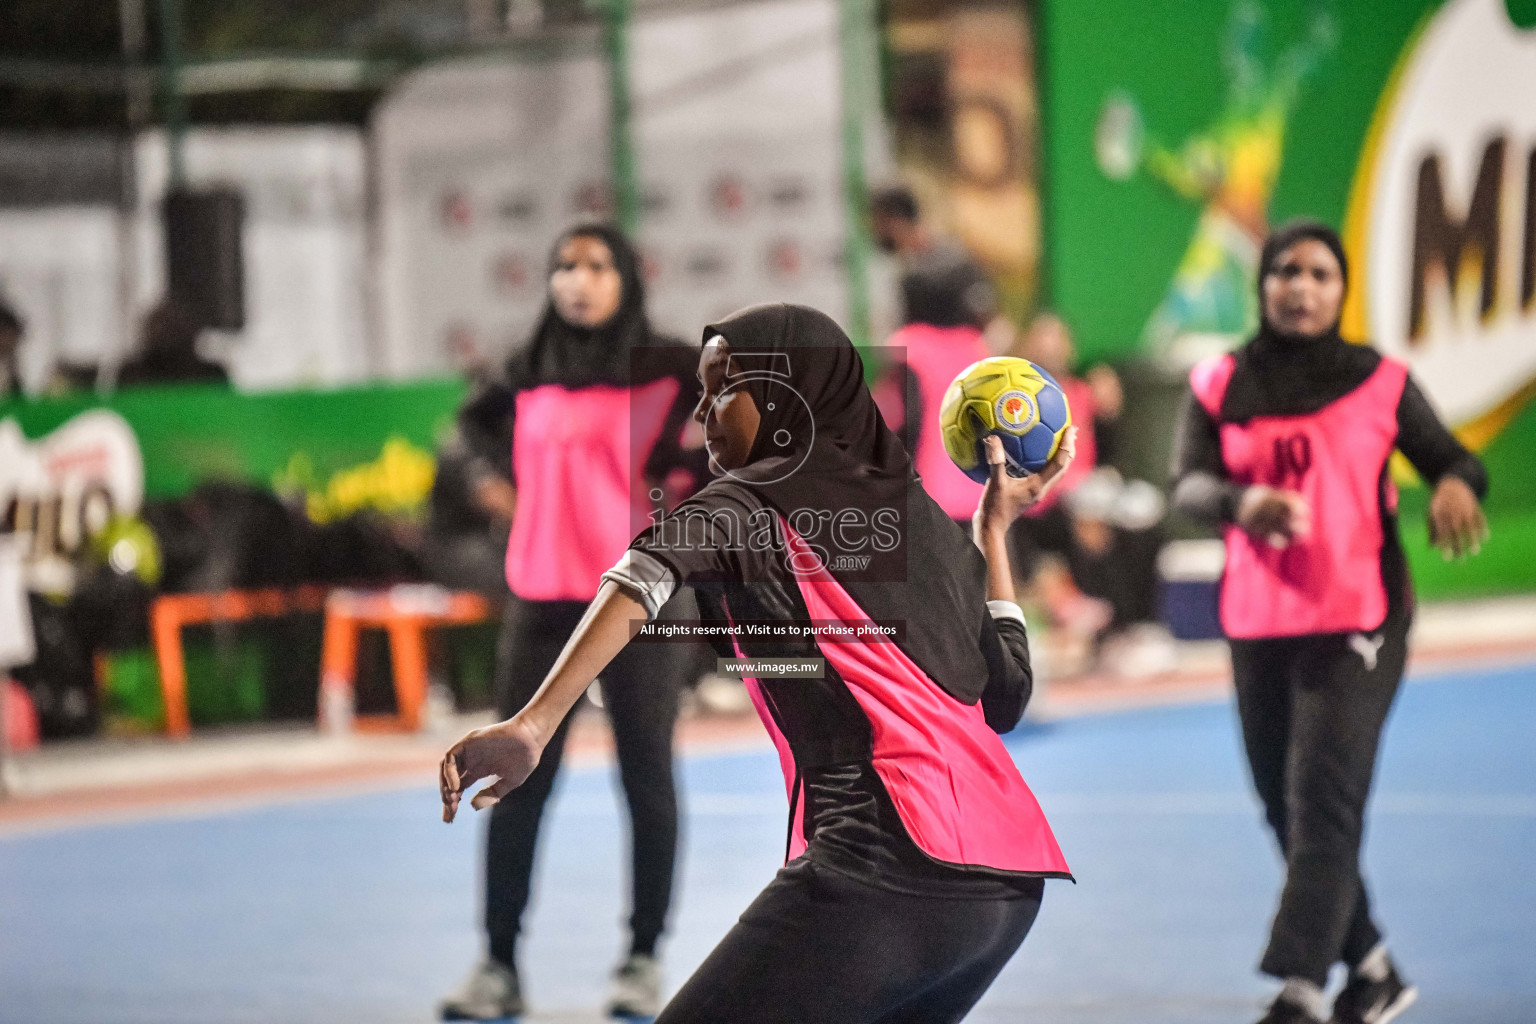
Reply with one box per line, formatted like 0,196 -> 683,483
1191,354 -> 1406,639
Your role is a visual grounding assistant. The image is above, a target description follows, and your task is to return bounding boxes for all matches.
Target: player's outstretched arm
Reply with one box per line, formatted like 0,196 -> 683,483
439,582 -> 644,822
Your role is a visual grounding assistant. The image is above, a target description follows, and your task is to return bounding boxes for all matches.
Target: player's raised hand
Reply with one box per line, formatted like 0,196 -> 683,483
440,717 -> 542,823
974,427 -> 1077,535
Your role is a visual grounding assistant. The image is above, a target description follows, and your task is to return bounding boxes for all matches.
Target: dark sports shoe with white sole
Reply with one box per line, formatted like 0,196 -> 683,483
1255,995 -> 1326,1024
440,959 -> 524,1021
1330,963 -> 1418,1024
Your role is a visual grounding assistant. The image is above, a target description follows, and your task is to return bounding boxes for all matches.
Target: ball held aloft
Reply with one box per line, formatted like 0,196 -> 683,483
939,356 -> 1073,483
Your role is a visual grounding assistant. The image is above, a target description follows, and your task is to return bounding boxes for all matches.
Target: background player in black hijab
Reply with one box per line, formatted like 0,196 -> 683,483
1171,220 -> 1487,1024
442,223 -> 702,1020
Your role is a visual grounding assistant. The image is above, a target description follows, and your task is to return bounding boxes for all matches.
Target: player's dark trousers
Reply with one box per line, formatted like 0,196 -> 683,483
1229,599 -> 1410,986
655,858 -> 1044,1024
484,597 -> 681,965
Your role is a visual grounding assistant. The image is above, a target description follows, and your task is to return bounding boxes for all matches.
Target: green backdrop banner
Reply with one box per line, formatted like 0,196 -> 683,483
1043,0 -> 1427,362
1042,0 -> 1536,598
1,379 -> 466,510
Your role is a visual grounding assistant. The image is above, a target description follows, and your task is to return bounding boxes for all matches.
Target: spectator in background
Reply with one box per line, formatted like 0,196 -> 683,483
1058,469 -> 1172,675
1008,314 -> 1137,646
867,185 -> 1017,522
1008,313 -> 1122,567
117,299 -> 228,388
1017,313 -> 1124,465
420,430 -> 511,599
0,299 -> 23,401
870,184 -> 1002,338
871,319 -> 989,525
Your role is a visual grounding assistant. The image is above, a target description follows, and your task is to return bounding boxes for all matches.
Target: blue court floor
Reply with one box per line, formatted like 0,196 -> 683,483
2,659 -> 1532,1024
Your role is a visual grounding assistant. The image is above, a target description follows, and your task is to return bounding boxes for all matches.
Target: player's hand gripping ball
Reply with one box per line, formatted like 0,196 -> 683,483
940,357 -> 1073,483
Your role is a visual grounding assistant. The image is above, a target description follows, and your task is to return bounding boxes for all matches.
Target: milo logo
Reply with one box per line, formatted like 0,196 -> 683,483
1345,0 -> 1536,434
0,409 -> 144,580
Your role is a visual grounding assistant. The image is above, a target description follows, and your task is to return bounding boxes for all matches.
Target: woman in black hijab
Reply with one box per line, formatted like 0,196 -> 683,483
1171,220 -> 1488,1024
443,223 -> 702,1021
441,303 -> 1077,1023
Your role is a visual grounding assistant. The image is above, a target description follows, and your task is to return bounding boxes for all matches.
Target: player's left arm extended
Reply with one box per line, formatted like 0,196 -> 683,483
439,582 -> 643,822
1396,376 -> 1489,559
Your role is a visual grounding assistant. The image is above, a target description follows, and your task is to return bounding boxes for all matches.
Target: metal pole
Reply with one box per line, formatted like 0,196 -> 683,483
156,0 -> 188,186
104,0 -> 152,395
121,0 -> 152,130
836,0 -> 876,351
601,0 -> 639,234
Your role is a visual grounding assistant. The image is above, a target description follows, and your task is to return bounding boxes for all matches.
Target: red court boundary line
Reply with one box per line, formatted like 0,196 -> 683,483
0,712 -> 768,834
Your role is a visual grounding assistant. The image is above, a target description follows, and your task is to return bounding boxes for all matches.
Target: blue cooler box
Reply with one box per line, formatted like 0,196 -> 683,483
1157,539 -> 1225,641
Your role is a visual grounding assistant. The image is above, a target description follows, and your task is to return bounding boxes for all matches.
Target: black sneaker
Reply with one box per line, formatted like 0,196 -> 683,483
1330,963 -> 1418,1024
1256,995 -> 1325,1024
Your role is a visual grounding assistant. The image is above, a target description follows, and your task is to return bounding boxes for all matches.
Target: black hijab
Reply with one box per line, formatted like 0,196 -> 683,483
1221,219 -> 1380,422
702,303 -> 994,704
510,222 -> 662,389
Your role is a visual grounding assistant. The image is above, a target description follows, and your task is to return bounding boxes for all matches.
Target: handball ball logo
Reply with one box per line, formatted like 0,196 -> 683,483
994,390 -> 1038,435
708,349 -> 815,486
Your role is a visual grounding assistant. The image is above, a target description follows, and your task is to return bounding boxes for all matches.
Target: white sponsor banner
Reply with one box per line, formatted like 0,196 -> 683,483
374,52 -> 611,379
633,0 -> 850,339
1354,0 -> 1536,426
373,0 -> 868,377
133,129 -> 372,390
0,206 -> 120,394
0,128 -> 371,395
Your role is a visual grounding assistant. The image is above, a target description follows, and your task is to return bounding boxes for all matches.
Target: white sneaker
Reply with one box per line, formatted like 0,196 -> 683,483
606,952 -> 662,1019
440,959 -> 524,1021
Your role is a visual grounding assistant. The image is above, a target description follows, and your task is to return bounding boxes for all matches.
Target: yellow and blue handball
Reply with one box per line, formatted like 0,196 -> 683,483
939,357 -> 1073,483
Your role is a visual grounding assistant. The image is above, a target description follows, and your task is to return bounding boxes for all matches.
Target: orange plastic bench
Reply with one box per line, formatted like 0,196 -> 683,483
318,586 -> 491,733
149,586 -> 327,738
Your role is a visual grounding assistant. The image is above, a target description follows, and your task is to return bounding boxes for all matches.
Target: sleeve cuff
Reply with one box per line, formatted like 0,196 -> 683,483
1443,459 -> 1490,501
986,599 -> 1026,628
600,549 -> 678,619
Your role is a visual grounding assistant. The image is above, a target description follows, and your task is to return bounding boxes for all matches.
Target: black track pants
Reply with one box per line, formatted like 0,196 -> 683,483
484,597 -> 681,964
656,858 -> 1043,1024
1230,601 -> 1410,986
